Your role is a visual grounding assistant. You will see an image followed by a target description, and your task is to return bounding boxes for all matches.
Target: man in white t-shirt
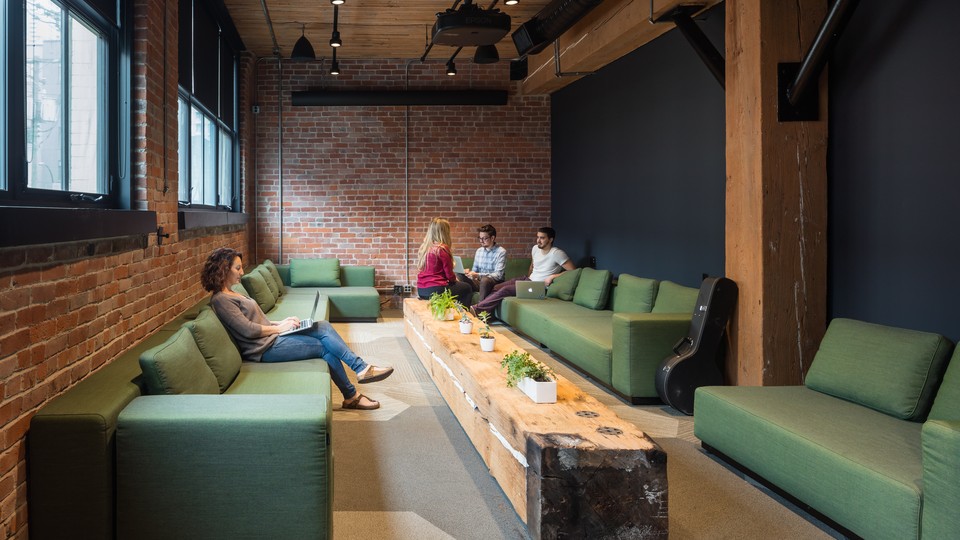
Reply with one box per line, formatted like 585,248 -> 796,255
470,227 -> 577,316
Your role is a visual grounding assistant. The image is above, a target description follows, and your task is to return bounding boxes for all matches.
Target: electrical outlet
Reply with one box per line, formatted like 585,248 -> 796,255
393,285 -> 403,295
403,285 -> 412,294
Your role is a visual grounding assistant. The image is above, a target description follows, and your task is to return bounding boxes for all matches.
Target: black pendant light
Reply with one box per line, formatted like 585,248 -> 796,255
473,44 -> 499,64
291,24 -> 316,61
329,5 -> 342,48
330,48 -> 340,75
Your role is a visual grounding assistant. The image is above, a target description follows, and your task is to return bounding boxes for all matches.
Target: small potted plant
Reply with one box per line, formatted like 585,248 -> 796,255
428,289 -> 457,320
456,302 -> 473,334
500,350 -> 557,403
477,311 -> 495,351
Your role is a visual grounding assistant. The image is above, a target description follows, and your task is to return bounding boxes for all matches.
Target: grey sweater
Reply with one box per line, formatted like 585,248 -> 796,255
210,292 -> 277,361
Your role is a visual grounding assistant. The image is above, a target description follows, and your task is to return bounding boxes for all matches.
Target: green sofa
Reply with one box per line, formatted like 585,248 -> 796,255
28,283 -> 334,540
236,258 -> 380,322
695,318 -> 960,539
499,268 -> 700,403
460,256 -> 530,304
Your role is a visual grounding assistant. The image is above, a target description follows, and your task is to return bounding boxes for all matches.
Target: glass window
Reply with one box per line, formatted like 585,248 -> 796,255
202,114 -> 216,206
178,97 -> 189,203
1,2 -> 6,191
218,127 -> 232,209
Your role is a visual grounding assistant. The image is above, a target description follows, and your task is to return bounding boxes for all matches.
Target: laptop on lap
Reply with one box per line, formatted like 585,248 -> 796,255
279,291 -> 321,336
515,281 -> 546,300
452,255 -> 466,274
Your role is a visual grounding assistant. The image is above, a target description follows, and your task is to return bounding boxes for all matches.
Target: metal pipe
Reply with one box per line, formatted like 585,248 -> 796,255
671,10 -> 724,89
278,54 -> 284,262
788,0 -> 860,107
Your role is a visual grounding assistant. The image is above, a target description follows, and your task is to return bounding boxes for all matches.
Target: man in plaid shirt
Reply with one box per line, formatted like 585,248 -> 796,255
462,224 -> 507,301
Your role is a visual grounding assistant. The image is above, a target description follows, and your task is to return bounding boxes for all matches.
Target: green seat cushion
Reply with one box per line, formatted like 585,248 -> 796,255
257,266 -> 281,301
652,281 -> 698,313
572,268 -> 612,310
290,258 -> 341,287
340,266 -> 375,287
546,268 -> 581,301
262,259 -> 286,296
185,309 -> 242,393
611,274 -> 659,314
805,318 -> 953,421
138,328 -> 219,395
240,270 -> 276,313
930,346 -> 960,421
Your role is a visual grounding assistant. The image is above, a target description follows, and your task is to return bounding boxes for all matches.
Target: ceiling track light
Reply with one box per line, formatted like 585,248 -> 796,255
330,5 -> 342,47
504,0 -> 519,4
330,48 -> 340,75
331,0 -> 345,4
446,61 -> 457,76
290,23 -> 316,61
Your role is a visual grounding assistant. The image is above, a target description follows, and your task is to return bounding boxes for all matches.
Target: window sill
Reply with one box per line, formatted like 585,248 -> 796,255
178,209 -> 248,230
0,207 -> 157,248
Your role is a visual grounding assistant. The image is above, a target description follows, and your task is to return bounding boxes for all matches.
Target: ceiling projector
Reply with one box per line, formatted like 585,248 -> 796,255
432,2 -> 511,47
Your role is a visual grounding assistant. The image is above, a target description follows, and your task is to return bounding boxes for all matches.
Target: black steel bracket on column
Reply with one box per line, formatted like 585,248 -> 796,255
778,0 -> 860,122
651,3 -> 724,90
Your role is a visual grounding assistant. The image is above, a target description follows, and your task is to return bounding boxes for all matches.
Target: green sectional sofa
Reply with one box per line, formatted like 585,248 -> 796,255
237,258 -> 380,322
499,268 -> 700,403
28,284 -> 334,539
695,318 -> 960,540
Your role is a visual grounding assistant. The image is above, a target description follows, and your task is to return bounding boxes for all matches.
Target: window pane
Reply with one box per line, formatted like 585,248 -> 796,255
218,128 -> 232,209
190,107 -> 203,204
26,0 -> 64,191
178,98 -> 189,202
1,1 -> 6,190
202,115 -> 216,206
69,16 -> 104,194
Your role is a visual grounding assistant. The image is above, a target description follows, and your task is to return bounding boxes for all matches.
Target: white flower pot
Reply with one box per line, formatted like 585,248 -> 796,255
480,336 -> 495,352
517,376 -> 557,404
445,308 -> 456,321
459,320 -> 473,334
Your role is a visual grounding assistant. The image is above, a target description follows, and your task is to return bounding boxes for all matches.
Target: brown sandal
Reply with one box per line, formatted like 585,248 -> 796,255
357,365 -> 394,384
343,394 -> 380,410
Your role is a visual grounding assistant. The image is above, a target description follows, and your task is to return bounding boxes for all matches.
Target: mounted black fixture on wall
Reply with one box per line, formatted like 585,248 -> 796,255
650,4 -> 724,89
291,90 -> 508,107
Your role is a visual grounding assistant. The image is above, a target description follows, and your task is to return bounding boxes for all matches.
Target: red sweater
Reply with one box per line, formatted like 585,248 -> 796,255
417,244 -> 456,288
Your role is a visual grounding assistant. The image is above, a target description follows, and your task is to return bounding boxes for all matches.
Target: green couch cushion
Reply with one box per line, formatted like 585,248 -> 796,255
257,266 -> 280,301
651,281 -> 699,313
290,258 -> 341,287
612,274 -> 659,313
185,309 -> 242,393
924,341 -> 960,421
805,318 -> 953,421
546,268 -> 581,301
240,270 -> 276,313
572,268 -> 612,310
340,266 -> 375,287
138,328 -> 219,395
262,259 -> 286,296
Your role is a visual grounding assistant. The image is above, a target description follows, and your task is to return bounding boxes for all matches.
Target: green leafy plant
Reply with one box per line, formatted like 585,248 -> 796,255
477,311 -> 493,338
500,350 -> 554,387
455,301 -> 471,323
428,289 -> 457,320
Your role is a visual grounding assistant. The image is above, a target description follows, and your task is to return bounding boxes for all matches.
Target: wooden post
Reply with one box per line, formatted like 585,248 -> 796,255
725,0 -> 829,386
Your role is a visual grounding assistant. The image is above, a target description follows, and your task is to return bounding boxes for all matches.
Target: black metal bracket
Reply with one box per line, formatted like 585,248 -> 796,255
778,0 -> 860,122
650,3 -> 724,90
157,226 -> 171,246
553,41 -> 594,78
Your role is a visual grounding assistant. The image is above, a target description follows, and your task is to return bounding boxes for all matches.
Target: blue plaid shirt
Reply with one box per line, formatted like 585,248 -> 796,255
472,244 -> 507,281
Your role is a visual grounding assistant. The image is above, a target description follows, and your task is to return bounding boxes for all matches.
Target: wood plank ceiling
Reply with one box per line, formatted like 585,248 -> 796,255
221,0 -> 723,95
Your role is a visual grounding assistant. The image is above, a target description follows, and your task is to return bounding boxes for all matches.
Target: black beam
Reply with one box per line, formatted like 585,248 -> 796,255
787,0 -> 860,108
670,9 -> 724,89
291,90 -> 508,107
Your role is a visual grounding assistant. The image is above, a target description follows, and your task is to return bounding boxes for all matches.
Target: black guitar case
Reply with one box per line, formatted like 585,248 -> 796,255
655,276 -> 738,415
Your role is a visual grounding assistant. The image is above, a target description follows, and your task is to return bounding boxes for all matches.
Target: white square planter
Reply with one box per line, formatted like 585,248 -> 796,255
459,321 -> 473,334
517,377 -> 557,404
480,336 -> 496,352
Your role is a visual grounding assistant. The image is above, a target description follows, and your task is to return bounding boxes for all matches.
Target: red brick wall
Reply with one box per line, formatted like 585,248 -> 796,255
252,59 -> 551,287
0,1 -> 255,536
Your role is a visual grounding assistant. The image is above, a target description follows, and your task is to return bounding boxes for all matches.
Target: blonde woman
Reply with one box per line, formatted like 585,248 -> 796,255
415,218 -> 473,306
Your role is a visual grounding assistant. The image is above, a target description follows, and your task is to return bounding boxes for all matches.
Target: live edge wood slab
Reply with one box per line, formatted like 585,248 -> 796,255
403,299 -> 668,539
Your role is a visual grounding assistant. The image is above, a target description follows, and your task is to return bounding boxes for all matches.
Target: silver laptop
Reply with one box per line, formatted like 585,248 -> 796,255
515,281 -> 546,299
452,255 -> 466,274
279,291 -> 321,336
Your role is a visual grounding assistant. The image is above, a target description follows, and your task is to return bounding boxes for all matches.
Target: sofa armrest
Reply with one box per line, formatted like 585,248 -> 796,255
341,265 -> 374,286
116,395 -> 331,540
611,312 -> 693,398
922,419 -> 960,539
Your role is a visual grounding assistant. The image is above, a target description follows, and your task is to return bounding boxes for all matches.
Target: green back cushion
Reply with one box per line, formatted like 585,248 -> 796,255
290,258 -> 341,287
240,270 -> 276,312
257,266 -> 280,300
262,260 -> 285,296
572,268 -> 612,310
547,268 -> 581,301
652,281 -> 699,313
612,274 -> 659,313
805,318 -> 953,421
927,344 -> 960,421
139,328 -> 219,395
185,309 -> 242,393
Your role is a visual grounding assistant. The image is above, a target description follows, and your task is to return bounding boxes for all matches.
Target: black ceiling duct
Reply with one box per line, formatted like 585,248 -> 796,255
512,0 -> 603,57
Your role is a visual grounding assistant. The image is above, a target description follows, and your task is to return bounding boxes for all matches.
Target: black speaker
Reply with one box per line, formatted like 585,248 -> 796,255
509,58 -> 528,81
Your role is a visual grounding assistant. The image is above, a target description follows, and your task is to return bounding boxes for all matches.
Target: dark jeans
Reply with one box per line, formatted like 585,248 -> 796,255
418,281 -> 473,307
458,273 -> 503,301
471,276 -> 525,314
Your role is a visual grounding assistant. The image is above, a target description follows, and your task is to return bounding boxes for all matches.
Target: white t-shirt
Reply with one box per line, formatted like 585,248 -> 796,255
529,246 -> 570,282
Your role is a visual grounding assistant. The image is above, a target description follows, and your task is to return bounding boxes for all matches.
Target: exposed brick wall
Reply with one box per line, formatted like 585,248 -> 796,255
252,59 -> 551,287
0,1 -> 254,536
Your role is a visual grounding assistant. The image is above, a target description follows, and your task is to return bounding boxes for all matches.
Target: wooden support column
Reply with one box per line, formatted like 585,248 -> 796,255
725,0 -> 829,386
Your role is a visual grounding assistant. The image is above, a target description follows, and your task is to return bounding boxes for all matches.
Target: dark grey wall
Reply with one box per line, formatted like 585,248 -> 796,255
829,0 -> 960,341
551,5 -> 725,288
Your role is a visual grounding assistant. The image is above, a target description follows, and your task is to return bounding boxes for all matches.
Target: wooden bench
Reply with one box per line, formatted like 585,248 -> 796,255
403,299 -> 669,538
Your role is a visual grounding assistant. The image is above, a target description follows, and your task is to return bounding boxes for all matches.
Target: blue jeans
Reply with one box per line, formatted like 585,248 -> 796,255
260,320 -> 368,399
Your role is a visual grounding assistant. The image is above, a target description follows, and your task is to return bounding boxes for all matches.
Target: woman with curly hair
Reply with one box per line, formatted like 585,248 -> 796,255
415,217 -> 473,307
201,247 -> 392,410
